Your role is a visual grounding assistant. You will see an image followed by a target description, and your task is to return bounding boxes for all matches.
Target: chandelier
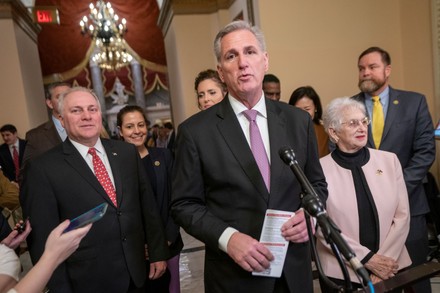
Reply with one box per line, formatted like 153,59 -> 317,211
80,1 -> 133,70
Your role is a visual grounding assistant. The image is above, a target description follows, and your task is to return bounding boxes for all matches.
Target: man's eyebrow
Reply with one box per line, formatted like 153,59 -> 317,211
244,45 -> 258,51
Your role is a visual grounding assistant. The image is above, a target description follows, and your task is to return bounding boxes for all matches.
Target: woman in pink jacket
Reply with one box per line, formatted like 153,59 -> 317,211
316,97 -> 411,292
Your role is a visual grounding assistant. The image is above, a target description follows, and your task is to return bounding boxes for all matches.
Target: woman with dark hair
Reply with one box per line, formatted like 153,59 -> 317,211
289,86 -> 330,157
194,69 -> 227,110
117,105 -> 183,293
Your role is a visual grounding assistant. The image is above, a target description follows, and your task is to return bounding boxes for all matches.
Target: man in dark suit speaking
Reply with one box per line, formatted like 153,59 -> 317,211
352,47 -> 435,292
171,21 -> 328,293
21,87 -> 169,293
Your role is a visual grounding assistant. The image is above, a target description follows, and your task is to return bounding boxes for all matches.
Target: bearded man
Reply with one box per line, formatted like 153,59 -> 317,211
352,46 -> 435,293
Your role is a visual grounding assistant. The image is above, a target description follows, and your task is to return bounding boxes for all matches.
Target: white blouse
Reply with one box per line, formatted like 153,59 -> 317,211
0,244 -> 20,281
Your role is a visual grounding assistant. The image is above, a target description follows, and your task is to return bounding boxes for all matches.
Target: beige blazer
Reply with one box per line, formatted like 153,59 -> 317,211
317,148 -> 411,282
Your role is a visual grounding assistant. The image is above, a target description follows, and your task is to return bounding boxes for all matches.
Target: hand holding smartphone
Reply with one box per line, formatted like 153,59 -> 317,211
63,203 -> 108,233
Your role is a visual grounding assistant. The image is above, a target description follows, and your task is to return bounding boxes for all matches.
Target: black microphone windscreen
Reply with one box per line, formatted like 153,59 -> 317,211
278,146 -> 295,165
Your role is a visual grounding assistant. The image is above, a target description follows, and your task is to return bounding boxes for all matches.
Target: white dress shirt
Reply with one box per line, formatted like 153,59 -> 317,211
69,139 -> 116,188
218,94 -> 270,252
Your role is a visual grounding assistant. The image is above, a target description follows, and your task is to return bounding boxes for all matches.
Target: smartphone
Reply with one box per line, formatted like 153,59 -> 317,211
63,203 -> 108,233
15,217 -> 29,234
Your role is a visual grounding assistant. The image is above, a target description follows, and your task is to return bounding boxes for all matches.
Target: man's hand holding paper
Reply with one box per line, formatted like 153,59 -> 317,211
281,208 -> 313,243
227,232 -> 274,273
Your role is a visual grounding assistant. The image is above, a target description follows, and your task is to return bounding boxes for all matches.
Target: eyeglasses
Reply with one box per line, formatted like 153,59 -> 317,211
341,117 -> 371,128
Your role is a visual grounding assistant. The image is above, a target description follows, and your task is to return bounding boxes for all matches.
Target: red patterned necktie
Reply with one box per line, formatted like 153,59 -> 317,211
88,148 -> 117,206
242,109 -> 271,191
12,146 -> 19,181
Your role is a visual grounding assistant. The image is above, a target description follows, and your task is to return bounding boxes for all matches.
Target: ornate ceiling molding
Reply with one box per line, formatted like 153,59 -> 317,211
0,0 -> 40,42
158,0 -> 234,35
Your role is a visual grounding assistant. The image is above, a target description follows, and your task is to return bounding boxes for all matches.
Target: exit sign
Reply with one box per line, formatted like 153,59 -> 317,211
32,6 -> 59,25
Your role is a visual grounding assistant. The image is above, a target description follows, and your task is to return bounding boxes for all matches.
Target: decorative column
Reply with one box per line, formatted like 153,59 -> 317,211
130,59 -> 146,109
89,57 -> 106,117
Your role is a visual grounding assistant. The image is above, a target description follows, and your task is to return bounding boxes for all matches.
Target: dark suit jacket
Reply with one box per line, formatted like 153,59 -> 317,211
353,87 -> 435,216
143,147 -> 183,256
0,139 -> 26,181
20,138 -> 169,293
171,96 -> 328,293
166,130 -> 175,151
22,119 -> 62,168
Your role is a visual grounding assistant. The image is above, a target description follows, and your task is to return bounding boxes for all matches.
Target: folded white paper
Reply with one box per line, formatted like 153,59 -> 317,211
252,209 -> 294,278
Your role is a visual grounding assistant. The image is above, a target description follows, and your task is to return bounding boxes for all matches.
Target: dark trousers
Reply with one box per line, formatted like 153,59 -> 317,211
127,279 -> 145,293
273,274 -> 290,293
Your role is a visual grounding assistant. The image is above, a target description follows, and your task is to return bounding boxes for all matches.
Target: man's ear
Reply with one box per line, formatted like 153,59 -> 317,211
263,52 -> 269,72
217,65 -> 224,82
60,115 -> 65,128
46,99 -> 53,110
385,64 -> 391,79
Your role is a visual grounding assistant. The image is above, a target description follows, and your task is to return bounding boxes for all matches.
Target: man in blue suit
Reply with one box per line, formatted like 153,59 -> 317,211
352,46 -> 435,292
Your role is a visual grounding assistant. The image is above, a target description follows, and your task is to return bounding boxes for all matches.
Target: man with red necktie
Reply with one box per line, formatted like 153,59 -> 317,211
21,87 -> 169,293
0,124 -> 26,183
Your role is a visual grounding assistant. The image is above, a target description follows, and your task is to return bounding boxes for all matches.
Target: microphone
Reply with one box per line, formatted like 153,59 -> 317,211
278,146 -> 371,285
278,147 -> 326,218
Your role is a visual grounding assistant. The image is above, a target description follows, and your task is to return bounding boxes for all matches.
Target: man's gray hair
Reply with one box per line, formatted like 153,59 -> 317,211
213,20 -> 266,62
58,87 -> 101,117
322,97 -> 367,133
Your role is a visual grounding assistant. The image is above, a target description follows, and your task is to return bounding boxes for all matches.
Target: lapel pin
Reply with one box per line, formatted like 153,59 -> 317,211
112,152 -> 117,156
154,161 -> 160,166
393,100 -> 399,105
376,169 -> 383,175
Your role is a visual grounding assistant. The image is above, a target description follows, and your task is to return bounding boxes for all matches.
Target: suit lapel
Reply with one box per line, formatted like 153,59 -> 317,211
147,149 -> 165,208
216,97 -> 269,202
45,120 -> 63,144
354,88 -> 399,150
103,140 -> 123,207
63,139 -> 116,206
266,101 -> 287,197
0,144 -> 13,166
19,139 -> 26,163
353,93 -> 375,149
381,87 -> 399,147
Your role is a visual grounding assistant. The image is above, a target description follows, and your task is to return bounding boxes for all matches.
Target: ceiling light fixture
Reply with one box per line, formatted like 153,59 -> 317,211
80,1 -> 133,70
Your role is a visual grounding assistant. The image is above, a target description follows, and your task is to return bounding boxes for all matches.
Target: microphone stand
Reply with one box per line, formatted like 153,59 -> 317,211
303,204 -> 349,292
279,147 -> 371,291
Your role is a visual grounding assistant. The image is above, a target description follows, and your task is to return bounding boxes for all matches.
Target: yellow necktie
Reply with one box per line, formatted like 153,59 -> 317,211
372,96 -> 384,149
